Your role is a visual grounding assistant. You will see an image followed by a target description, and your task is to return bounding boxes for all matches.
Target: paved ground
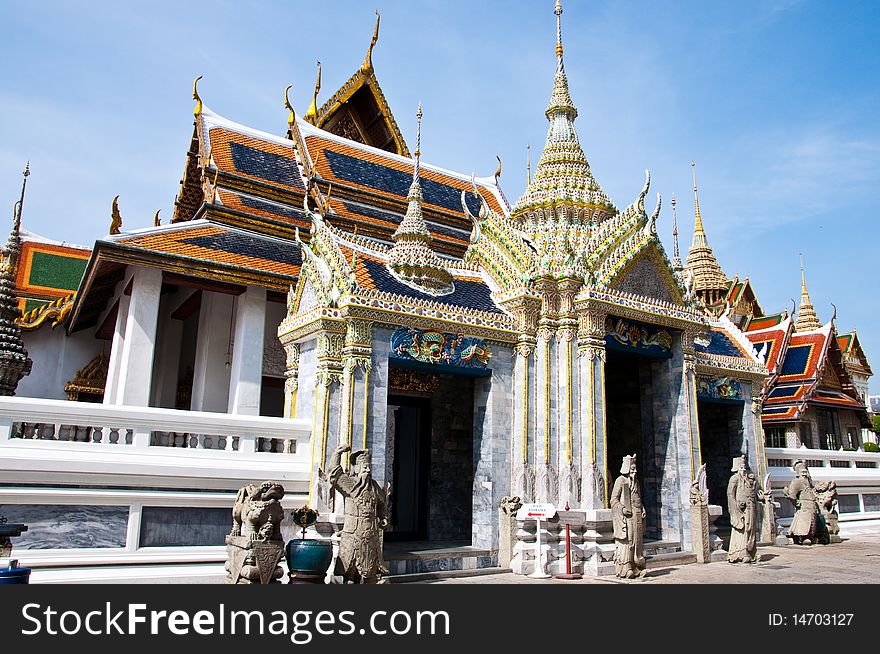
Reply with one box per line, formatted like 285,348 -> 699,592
415,525 -> 880,585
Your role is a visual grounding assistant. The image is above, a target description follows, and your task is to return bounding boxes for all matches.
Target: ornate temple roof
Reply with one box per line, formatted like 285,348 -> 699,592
684,162 -> 727,294
744,310 -> 787,333
511,1 -> 616,229
749,318 -> 868,424
838,330 -> 873,377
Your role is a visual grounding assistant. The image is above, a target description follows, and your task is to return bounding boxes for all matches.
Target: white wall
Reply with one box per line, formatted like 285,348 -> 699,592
17,326 -> 102,400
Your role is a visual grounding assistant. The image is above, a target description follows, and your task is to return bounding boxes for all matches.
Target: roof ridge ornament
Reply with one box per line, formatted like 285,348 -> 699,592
305,61 -> 322,125
192,75 -> 203,117
109,196 -> 123,236
362,10 -> 380,72
284,84 -> 296,128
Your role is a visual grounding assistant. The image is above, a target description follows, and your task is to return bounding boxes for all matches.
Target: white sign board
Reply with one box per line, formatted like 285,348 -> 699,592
516,502 -> 557,521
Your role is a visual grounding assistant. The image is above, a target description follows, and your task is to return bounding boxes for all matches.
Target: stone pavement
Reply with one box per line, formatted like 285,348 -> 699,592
412,526 -> 880,585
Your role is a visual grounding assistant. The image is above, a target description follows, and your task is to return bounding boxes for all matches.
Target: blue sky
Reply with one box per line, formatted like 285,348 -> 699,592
1,1 -> 879,389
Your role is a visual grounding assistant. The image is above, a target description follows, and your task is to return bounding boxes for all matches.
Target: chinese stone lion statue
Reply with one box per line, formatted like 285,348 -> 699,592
225,480 -> 286,584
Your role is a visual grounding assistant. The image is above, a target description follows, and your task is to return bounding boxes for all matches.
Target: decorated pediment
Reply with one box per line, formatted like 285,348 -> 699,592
609,246 -> 685,306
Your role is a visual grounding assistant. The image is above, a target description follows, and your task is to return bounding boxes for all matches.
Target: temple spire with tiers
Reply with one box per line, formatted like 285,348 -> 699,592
685,161 -> 727,307
511,0 -> 615,229
0,164 -> 33,395
795,253 -> 822,332
386,104 -> 454,295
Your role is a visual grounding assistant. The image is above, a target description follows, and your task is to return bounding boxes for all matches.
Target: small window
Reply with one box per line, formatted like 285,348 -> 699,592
765,427 -> 786,448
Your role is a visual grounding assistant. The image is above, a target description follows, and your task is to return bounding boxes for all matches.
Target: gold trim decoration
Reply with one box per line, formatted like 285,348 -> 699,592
64,351 -> 108,402
388,367 -> 440,394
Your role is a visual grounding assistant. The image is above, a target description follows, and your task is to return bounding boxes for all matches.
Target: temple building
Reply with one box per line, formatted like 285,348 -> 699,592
0,2 -> 874,580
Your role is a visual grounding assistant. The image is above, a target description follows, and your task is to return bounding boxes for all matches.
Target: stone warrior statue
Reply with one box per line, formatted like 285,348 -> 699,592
783,460 -> 818,545
727,455 -> 763,563
225,481 -> 286,584
814,480 -> 839,543
329,443 -> 390,583
610,454 -> 646,578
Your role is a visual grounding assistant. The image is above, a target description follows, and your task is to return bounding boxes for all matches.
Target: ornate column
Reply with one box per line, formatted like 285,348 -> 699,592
534,279 -> 558,504
576,307 -> 607,508
313,329 -> 346,474
556,278 -> 581,507
282,343 -> 300,419
681,330 -> 702,478
339,319 -> 373,451
503,293 -> 540,502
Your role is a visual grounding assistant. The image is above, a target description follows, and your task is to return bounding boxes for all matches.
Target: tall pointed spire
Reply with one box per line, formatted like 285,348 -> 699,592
685,161 -> 727,305
512,0 -> 615,227
387,104 -> 453,295
0,164 -> 33,395
795,252 -> 822,332
671,192 -> 682,271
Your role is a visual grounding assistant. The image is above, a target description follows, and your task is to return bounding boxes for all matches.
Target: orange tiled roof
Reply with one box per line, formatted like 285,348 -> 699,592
114,223 -> 301,280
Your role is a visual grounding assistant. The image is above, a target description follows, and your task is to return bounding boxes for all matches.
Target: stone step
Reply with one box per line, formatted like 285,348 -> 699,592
386,567 -> 510,584
645,551 -> 696,568
643,539 -> 682,556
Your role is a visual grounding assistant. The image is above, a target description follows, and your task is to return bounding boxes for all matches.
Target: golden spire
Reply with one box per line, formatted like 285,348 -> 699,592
284,84 -> 296,129
691,160 -> 706,245
109,196 -> 122,235
192,75 -> 203,117
305,61 -> 322,125
685,161 -> 727,301
795,252 -> 822,332
362,10 -> 380,72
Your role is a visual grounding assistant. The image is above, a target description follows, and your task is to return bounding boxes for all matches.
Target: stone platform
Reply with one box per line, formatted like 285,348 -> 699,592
383,540 -> 496,576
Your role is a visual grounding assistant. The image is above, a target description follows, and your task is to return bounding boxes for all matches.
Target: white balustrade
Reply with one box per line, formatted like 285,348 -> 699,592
0,396 -> 312,486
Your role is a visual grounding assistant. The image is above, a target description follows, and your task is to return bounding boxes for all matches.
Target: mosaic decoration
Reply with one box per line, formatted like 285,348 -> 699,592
390,327 -> 491,369
605,317 -> 672,354
697,375 -> 743,402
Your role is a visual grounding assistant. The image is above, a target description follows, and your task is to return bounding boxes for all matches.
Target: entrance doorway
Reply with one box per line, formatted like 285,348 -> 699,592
386,369 -> 476,544
605,350 -> 663,539
697,400 -> 744,537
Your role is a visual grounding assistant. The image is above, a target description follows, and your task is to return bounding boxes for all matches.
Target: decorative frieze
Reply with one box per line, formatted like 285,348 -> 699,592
390,327 -> 491,369
696,374 -> 744,401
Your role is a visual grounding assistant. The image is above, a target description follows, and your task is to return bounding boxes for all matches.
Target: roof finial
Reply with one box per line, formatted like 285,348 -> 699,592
413,102 -> 422,181
284,84 -> 296,128
671,192 -> 682,270
495,155 -> 502,182
555,0 -> 564,74
526,144 -> 531,186
192,75 -> 203,117
153,210 -> 161,227
109,196 -> 122,235
305,61 -> 322,124
363,10 -> 380,72
15,163 -> 29,235
691,160 -> 704,234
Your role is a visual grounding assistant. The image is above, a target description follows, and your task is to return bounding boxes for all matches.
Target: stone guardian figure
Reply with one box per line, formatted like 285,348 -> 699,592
726,456 -> 762,563
329,443 -> 390,583
783,460 -> 818,545
610,454 -> 646,578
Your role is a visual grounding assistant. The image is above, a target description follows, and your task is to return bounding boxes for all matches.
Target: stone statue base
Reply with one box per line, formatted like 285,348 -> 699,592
690,503 -> 710,564
225,535 -> 284,584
